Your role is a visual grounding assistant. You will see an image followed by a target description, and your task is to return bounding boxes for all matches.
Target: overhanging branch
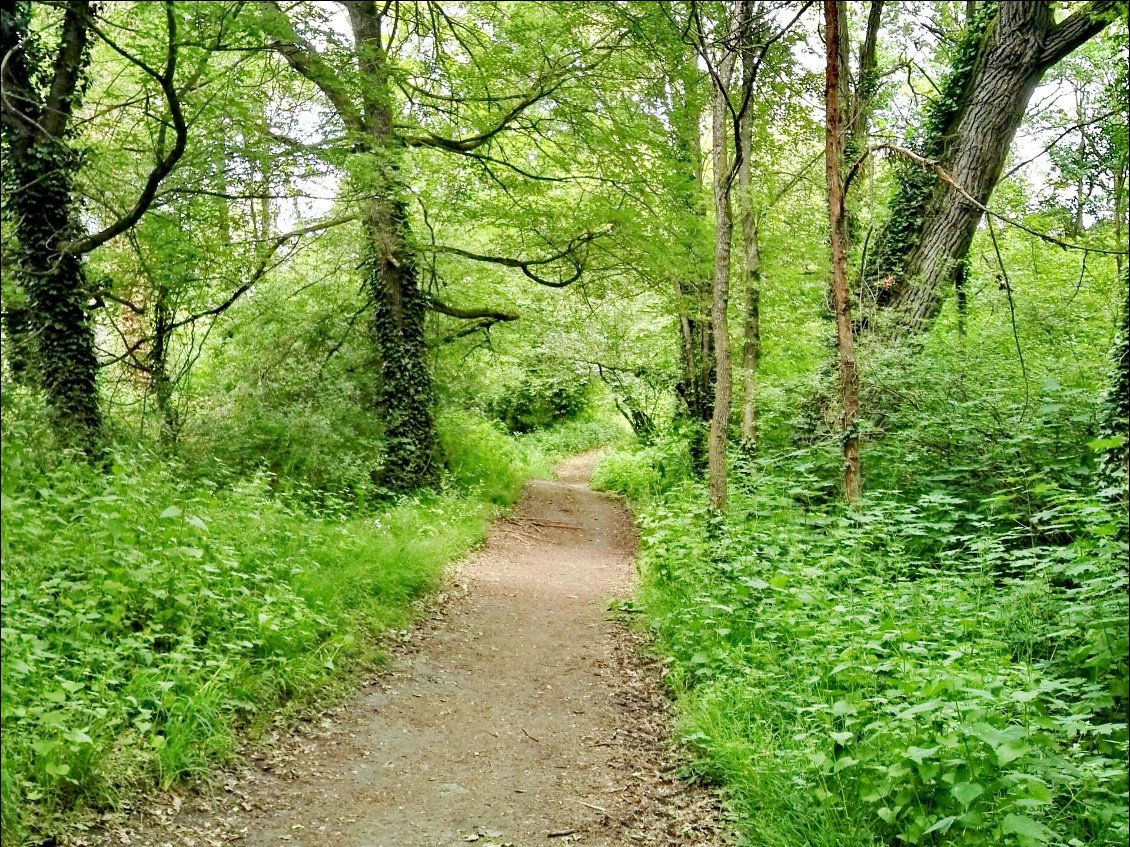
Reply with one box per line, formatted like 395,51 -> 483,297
426,224 -> 614,287
845,143 -> 1129,257
64,2 -> 187,254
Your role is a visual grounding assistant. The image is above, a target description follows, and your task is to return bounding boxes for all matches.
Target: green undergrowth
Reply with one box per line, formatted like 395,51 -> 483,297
0,410 -> 623,845
595,445 -> 1128,847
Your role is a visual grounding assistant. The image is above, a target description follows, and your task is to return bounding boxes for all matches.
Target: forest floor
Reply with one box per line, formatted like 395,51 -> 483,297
82,452 -> 725,847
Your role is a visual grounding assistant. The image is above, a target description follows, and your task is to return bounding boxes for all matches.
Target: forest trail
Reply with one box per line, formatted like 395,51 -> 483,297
96,452 -> 724,847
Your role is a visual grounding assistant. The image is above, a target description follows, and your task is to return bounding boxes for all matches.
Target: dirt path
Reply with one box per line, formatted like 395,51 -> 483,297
92,453 -> 724,847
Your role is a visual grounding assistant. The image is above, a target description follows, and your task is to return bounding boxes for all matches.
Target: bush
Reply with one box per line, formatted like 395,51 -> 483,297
590,433 -> 692,503
487,370 -> 592,433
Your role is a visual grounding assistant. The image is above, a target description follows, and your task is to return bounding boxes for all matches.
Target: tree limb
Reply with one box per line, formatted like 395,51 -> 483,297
168,213 -> 359,331
426,224 -> 614,287
428,297 -> 518,322
63,2 -> 186,254
1040,0 -> 1118,69
259,0 -> 365,133
845,143 -> 1129,256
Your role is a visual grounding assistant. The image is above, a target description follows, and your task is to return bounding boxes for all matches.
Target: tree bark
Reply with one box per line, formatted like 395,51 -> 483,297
738,216 -> 761,448
707,40 -> 736,512
736,27 -> 761,450
269,0 -> 439,491
1099,267 -> 1129,501
1114,153 -> 1126,283
826,0 -> 862,503
867,0 -> 1117,336
1,1 -> 102,455
668,79 -> 715,472
346,1 -> 439,491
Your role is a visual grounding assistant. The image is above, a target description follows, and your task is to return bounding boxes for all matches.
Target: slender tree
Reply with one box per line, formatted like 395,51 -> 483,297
825,0 -> 861,502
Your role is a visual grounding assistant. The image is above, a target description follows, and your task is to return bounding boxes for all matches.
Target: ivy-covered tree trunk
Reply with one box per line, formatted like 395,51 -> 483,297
736,6 -> 764,452
1099,267 -> 1129,500
267,1 -> 439,492
706,45 -> 735,512
348,2 -> 439,492
1,1 -> 102,455
866,0 -> 1117,335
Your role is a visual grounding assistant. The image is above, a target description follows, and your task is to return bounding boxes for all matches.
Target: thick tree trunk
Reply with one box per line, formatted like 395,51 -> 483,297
867,0 -> 1116,336
348,2 -> 439,491
1,1 -> 102,455
707,49 -> 735,512
826,1 -> 862,503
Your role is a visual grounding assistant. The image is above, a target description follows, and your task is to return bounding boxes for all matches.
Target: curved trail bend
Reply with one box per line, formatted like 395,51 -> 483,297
96,453 -> 724,847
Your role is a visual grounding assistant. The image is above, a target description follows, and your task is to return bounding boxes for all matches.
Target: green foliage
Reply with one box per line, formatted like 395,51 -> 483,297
631,458 -> 1127,846
0,401 -> 542,844
612,222 -> 1128,847
487,369 -> 592,434
591,432 -> 693,503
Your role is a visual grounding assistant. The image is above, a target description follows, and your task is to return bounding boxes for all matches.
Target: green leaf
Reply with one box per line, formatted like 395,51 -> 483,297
923,815 -> 957,836
951,782 -> 984,808
905,745 -> 938,763
1087,434 -> 1126,451
160,505 -> 183,519
1001,813 -> 1054,843
995,740 -> 1028,765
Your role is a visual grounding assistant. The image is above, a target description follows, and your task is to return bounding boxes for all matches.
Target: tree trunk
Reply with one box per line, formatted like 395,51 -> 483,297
867,0 -> 1117,336
1115,153 -> 1126,283
347,2 -> 439,492
1099,267 -> 1129,501
736,61 -> 763,451
1,1 -> 102,455
826,0 -> 862,503
707,47 -> 736,512
668,79 -> 714,472
148,284 -> 180,446
738,220 -> 761,448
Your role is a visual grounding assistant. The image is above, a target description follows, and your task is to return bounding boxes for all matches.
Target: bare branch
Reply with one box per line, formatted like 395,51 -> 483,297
428,297 -> 518,322
168,213 -> 359,330
63,2 -> 187,254
426,224 -> 614,288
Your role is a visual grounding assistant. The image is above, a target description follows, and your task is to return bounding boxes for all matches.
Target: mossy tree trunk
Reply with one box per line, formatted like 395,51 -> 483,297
270,0 -> 439,492
866,0 -> 1117,336
706,43 -> 736,512
1,1 -> 102,455
348,2 -> 439,491
1099,267 -> 1129,500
